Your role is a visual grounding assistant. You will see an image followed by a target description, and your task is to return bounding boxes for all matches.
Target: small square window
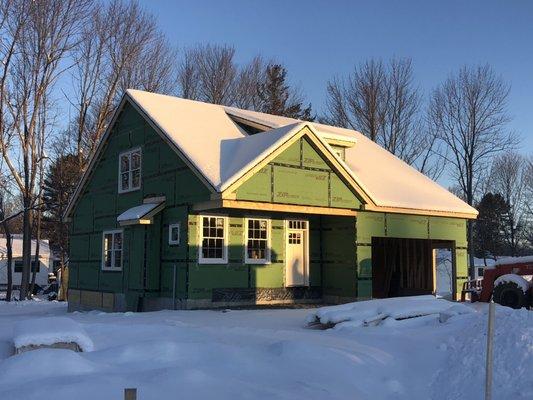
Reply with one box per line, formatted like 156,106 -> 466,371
169,223 -> 180,245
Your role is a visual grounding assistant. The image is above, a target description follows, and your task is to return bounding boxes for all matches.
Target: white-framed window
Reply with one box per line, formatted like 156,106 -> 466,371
245,218 -> 271,264
101,230 -> 123,271
169,223 -> 180,245
199,215 -> 228,264
118,148 -> 141,193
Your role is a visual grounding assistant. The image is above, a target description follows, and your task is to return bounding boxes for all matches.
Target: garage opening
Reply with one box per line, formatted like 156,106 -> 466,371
371,237 -> 455,299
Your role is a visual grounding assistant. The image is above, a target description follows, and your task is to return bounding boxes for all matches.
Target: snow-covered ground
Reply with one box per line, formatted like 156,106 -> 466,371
0,299 -> 532,400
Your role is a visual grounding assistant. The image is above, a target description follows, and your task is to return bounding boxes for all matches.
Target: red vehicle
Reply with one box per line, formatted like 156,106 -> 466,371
461,257 -> 533,309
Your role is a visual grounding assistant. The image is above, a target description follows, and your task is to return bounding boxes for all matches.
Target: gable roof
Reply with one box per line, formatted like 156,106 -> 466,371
223,105 -> 475,216
0,235 -> 50,259
65,89 -> 477,219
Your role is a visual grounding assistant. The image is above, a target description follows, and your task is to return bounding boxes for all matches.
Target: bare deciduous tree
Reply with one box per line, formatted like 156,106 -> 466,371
177,46 -> 313,119
325,59 -> 385,139
178,44 -> 236,105
70,0 -> 178,162
0,175 -> 15,301
489,152 -> 528,255
233,56 -> 268,110
429,64 -> 518,270
324,58 -> 441,177
0,0 -> 91,299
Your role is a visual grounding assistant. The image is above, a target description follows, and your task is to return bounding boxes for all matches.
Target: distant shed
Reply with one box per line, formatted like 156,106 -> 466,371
0,235 -> 52,290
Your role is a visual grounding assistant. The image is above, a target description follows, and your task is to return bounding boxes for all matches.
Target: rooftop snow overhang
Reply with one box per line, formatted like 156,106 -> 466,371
225,109 -> 358,148
116,198 -> 165,226
320,133 -> 357,148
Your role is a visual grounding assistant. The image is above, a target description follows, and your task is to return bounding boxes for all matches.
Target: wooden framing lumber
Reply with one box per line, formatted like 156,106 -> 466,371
193,199 -> 357,217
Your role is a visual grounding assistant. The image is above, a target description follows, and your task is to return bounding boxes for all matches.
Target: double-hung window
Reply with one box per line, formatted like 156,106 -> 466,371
199,216 -> 227,264
102,230 -> 123,271
245,218 -> 270,264
119,148 -> 141,193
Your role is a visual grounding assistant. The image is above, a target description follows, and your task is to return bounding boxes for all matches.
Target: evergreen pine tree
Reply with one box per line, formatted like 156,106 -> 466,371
473,192 -> 510,261
259,64 -> 314,120
42,154 -> 83,264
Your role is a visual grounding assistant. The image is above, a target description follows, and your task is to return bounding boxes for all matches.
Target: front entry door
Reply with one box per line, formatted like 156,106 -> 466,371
285,220 -> 309,287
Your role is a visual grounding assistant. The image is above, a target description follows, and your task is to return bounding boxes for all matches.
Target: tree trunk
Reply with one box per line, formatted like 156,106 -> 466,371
19,196 -> 33,300
3,221 -> 13,301
29,207 -> 41,296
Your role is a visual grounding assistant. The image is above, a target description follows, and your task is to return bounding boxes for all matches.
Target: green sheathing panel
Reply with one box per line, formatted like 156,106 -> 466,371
68,102 -> 211,308
186,212 -> 329,301
386,214 -> 429,239
308,215 -> 322,287
321,216 -> 357,298
273,166 -> 329,206
355,211 -> 469,300
429,217 -> 468,248
356,212 -> 385,244
159,205 -> 189,299
235,166 -> 271,202
274,140 -> 300,166
234,137 -> 362,209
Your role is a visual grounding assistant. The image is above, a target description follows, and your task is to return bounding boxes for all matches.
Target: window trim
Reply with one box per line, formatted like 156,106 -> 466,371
118,147 -> 142,194
101,229 -> 124,271
168,222 -> 181,245
244,217 -> 271,265
198,215 -> 228,264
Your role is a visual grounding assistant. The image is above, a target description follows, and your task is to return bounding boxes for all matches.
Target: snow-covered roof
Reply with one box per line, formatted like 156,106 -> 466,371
117,201 -> 165,226
117,203 -> 161,222
127,90 -> 476,218
494,256 -> 533,266
0,235 -> 50,259
66,89 -> 478,219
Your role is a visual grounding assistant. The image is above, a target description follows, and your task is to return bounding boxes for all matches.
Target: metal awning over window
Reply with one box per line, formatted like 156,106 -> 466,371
117,200 -> 165,226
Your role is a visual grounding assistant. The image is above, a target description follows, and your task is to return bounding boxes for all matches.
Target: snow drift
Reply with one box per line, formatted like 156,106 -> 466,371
307,295 -> 474,329
432,305 -> 533,399
13,317 -> 93,352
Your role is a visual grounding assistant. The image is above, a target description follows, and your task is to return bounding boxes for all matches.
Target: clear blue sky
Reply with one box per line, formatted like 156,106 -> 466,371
143,0 -> 533,155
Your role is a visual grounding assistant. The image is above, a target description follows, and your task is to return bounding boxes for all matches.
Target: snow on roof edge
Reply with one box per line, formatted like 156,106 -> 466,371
218,122 -> 309,191
66,90 -> 478,219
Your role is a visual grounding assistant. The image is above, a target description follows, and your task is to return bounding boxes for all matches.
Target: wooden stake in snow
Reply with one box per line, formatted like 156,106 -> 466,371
485,301 -> 495,400
124,388 -> 137,400
172,263 -> 177,310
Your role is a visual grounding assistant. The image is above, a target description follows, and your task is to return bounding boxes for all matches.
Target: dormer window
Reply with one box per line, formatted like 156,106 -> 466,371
119,148 -> 141,193
331,145 -> 346,161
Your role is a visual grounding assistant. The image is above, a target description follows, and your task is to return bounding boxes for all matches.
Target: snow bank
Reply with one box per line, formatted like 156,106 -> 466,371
494,274 -> 530,293
0,349 -> 97,385
307,296 -> 474,328
13,317 -> 93,352
1,300 -> 533,400
432,305 -> 533,399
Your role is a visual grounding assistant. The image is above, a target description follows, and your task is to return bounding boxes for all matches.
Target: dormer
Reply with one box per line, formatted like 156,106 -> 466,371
319,132 -> 357,161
